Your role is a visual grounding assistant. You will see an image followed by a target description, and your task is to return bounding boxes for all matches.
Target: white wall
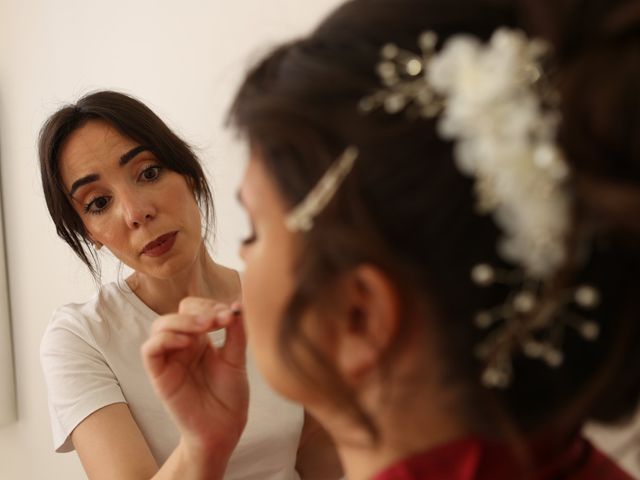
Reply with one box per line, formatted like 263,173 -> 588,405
0,1 -> 638,479
0,1 -> 344,478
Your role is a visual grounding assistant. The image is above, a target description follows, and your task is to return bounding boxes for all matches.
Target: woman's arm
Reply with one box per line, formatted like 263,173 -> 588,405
71,403 -> 158,480
42,301 -> 244,480
296,412 -> 344,479
72,402 -> 230,480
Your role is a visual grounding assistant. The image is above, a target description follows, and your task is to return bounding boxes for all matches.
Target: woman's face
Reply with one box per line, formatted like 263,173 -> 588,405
59,120 -> 204,279
238,155 -> 314,401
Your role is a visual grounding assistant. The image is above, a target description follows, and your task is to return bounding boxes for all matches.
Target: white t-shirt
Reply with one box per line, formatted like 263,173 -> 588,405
40,280 -> 303,480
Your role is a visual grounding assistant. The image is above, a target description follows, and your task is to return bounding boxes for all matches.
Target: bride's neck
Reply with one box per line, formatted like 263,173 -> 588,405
313,346 -> 468,480
332,402 -> 466,480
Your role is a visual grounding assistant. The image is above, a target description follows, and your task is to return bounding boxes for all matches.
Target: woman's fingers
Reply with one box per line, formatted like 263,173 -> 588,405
141,331 -> 192,375
150,311 -> 226,336
144,298 -> 247,375
143,330 -> 192,356
220,305 -> 247,368
146,297 -> 238,334
178,297 -> 227,316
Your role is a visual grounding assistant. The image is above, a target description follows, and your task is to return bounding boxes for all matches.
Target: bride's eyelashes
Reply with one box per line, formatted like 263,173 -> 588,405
241,231 -> 257,246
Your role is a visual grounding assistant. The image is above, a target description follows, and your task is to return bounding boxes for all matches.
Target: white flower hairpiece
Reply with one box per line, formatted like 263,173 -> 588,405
360,28 -> 600,388
361,28 -> 571,279
284,28 -> 601,389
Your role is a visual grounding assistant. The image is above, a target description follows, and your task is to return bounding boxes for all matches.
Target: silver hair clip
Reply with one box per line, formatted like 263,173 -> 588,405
285,146 -> 359,232
361,28 -> 601,388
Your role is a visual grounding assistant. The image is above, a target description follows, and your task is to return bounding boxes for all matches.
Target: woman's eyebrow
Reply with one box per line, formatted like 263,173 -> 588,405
119,145 -> 151,166
69,174 -> 99,197
69,146 -> 152,196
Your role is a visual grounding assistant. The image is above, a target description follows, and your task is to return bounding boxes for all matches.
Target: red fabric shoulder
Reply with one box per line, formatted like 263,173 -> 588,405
373,436 -> 635,480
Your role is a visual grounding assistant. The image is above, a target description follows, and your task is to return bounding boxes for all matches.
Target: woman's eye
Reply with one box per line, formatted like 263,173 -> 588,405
84,196 -> 111,214
140,165 -> 162,182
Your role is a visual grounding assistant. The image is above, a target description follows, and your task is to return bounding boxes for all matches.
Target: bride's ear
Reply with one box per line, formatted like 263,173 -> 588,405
333,265 -> 401,385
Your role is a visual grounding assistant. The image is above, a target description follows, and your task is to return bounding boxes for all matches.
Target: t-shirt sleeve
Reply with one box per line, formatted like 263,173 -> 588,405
40,310 -> 126,453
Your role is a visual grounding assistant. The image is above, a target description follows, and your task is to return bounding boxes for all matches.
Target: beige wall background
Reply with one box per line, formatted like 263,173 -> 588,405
0,1 -> 344,478
0,0 -> 638,479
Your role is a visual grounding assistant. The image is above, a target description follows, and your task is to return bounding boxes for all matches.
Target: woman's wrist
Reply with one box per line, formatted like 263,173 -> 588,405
176,434 -> 235,479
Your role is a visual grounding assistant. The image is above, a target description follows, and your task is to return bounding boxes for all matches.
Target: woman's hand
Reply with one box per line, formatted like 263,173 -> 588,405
141,298 -> 249,461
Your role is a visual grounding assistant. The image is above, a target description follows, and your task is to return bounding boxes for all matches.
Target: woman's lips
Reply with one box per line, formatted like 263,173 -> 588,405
141,232 -> 178,257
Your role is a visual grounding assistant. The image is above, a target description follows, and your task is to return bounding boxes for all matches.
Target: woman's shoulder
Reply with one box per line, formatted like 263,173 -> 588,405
41,281 -> 144,346
49,281 -> 128,323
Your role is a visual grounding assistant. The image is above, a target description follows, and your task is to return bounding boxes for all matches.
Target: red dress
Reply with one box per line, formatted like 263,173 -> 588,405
373,436 -> 634,480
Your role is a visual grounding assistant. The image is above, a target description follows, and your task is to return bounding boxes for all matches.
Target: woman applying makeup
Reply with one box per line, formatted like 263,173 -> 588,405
38,91 -> 341,480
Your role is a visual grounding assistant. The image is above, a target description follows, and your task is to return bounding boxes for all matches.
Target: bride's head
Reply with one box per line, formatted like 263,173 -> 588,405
231,0 -> 640,444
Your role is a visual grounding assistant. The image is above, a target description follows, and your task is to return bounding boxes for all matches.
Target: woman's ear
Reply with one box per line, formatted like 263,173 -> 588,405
334,265 -> 401,385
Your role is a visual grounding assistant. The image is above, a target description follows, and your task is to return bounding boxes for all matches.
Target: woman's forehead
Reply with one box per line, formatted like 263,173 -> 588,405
62,121 -> 133,160
59,121 -> 138,184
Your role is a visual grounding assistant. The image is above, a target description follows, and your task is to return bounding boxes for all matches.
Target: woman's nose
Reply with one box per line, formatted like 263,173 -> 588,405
120,192 -> 156,229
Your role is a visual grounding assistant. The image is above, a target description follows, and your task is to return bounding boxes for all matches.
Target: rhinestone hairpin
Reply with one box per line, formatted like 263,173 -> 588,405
285,146 -> 359,232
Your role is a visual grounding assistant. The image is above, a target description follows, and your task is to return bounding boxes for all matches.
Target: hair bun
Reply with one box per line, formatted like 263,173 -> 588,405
521,0 -> 640,61
577,176 -> 640,239
603,1 -> 640,38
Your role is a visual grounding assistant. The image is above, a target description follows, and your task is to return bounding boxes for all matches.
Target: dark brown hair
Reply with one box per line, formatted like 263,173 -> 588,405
230,0 -> 640,439
38,90 -> 214,277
